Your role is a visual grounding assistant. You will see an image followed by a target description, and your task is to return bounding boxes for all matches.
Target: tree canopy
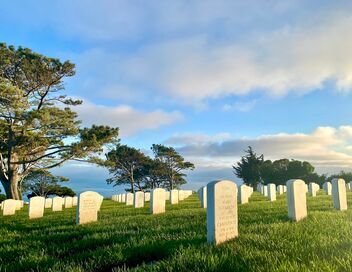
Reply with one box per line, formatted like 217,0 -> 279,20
0,43 -> 119,199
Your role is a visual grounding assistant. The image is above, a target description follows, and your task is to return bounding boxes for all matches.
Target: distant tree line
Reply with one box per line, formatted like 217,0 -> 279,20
233,146 -> 349,187
101,143 -> 195,193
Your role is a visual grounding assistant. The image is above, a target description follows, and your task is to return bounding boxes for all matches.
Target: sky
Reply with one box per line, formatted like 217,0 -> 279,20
2,0 -> 352,196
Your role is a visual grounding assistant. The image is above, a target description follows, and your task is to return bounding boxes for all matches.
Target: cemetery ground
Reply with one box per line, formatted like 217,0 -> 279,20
1,193 -> 352,272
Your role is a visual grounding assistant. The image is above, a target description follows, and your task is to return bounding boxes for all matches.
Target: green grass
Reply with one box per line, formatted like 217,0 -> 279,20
1,191 -> 352,272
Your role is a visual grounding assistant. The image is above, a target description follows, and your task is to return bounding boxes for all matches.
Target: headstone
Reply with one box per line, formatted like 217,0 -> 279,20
76,191 -> 100,225
150,188 -> 166,214
207,180 -> 238,245
308,182 -> 319,197
165,191 -> 170,201
15,200 -> 22,210
2,199 -> 17,216
126,193 -> 133,205
286,179 -> 307,221
200,186 -> 207,208
346,183 -> 351,191
268,183 -> 276,201
45,198 -> 53,209
97,194 -> 104,211
263,185 -> 268,197
277,185 -> 284,195
332,178 -> 347,211
323,182 -> 332,195
72,196 -> 78,206
283,185 -> 287,193
134,191 -> 144,208
28,196 -> 45,219
238,184 -> 249,204
64,196 -> 73,208
52,196 -> 63,212
144,192 -> 151,202
121,193 -> 126,203
170,189 -> 179,205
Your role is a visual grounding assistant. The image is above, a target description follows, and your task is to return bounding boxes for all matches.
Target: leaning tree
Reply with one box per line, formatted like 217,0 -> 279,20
0,43 -> 119,199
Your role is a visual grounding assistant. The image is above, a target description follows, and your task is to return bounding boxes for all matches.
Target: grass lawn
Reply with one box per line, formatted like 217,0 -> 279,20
1,191 -> 352,271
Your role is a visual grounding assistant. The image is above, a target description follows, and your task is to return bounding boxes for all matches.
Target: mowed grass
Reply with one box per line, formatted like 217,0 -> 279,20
1,191 -> 352,272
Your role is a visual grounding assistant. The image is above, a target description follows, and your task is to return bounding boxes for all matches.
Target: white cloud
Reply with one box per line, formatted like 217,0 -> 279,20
168,126 -> 352,172
222,100 -> 258,112
121,14 -> 352,103
75,100 -> 183,137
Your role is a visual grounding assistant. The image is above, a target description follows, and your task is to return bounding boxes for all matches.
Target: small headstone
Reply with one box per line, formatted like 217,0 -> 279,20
277,185 -> 284,195
76,191 -> 100,225
134,191 -> 144,208
332,178 -> 347,211
64,196 -> 73,208
170,189 -> 179,205
308,182 -> 319,197
72,196 -> 78,206
178,190 -> 185,201
263,185 -> 268,197
52,196 -> 63,212
238,184 -> 249,204
268,183 -> 276,201
144,192 -> 151,202
45,198 -> 53,209
121,193 -> 126,203
126,193 -> 134,205
2,199 -> 17,216
165,191 -> 170,201
28,196 -> 45,219
150,188 -> 166,214
207,180 -> 238,245
286,179 -> 307,221
15,200 -> 22,210
97,194 -> 104,211
200,186 -> 207,208
323,182 -> 332,195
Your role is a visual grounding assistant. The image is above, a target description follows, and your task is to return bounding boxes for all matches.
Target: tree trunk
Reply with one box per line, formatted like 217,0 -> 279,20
1,176 -> 21,200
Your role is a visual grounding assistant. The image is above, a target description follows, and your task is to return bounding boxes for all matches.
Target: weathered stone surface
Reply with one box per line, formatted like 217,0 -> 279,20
134,192 -> 144,208
144,192 -> 151,202
332,178 -> 347,211
268,183 -> 276,201
323,182 -> 332,195
286,179 -> 307,222
28,196 -> 45,219
207,180 -> 238,245
150,188 -> 166,214
126,193 -> 133,205
170,189 -> 179,205
2,199 -> 17,216
76,191 -> 100,225
64,196 -> 73,208
45,198 -> 53,209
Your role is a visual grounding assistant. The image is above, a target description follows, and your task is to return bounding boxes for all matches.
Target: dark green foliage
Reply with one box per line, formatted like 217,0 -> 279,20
0,194 -> 6,203
0,43 -> 119,199
233,146 -> 263,187
151,144 -> 195,189
1,192 -> 352,271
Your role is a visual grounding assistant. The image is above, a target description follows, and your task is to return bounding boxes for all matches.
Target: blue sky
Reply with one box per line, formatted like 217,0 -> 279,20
2,0 -> 352,196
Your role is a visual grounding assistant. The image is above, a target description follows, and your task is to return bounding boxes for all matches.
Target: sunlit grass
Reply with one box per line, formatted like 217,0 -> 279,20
1,191 -> 352,271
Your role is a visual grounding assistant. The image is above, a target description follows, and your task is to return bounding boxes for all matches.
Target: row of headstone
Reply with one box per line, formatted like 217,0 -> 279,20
111,189 -> 192,207
206,178 -> 350,245
258,183 -> 287,202
1,199 -> 24,216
